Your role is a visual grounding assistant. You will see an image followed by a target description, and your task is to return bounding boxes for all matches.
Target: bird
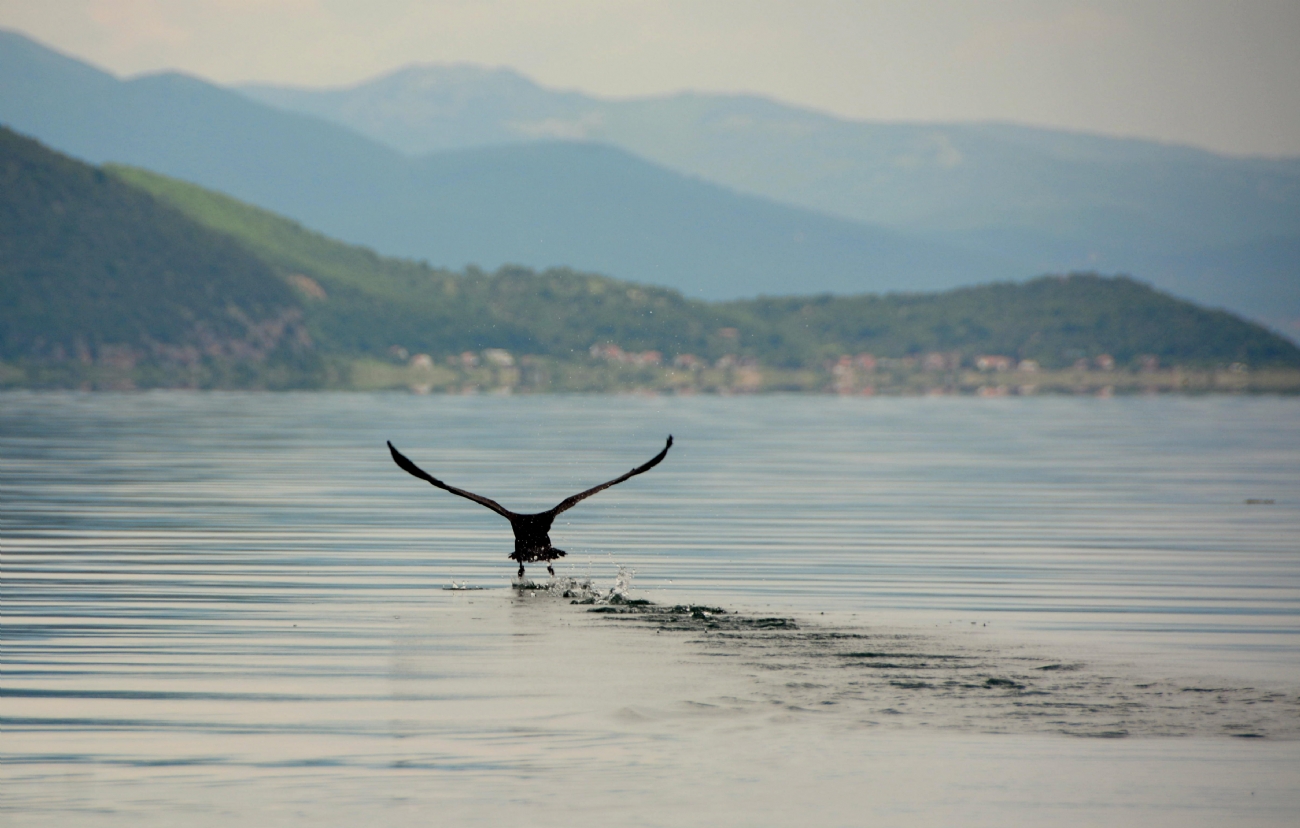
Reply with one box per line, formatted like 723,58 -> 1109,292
387,436 -> 673,579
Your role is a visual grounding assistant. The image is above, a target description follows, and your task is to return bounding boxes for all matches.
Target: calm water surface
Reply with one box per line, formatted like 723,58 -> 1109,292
2,392 -> 1299,826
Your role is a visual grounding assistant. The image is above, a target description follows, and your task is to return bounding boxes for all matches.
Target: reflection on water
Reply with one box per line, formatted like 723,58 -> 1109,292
3,392 -> 1299,826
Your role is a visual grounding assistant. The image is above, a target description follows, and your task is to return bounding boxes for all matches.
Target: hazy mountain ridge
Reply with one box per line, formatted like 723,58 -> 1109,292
242,61 -> 1300,247
0,29 -> 1019,300
240,62 -> 1300,336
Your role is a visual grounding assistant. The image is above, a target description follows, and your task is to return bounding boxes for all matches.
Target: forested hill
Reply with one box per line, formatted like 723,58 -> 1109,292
111,162 -> 1300,372
0,126 -> 311,379
3,126 -> 1298,390
724,276 -> 1300,369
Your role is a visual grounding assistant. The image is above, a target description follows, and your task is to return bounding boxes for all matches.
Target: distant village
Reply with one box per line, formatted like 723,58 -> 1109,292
364,341 -> 1272,396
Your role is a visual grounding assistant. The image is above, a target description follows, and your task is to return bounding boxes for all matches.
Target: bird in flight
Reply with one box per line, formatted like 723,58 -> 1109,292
387,437 -> 673,579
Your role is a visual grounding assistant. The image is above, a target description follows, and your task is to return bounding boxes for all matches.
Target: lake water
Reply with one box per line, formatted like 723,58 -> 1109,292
3,392 -> 1299,826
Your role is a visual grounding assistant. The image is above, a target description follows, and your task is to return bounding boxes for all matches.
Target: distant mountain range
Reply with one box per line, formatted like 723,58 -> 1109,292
0,29 -> 1013,300
240,63 -> 1300,337
6,124 -> 1298,394
241,62 -> 1300,250
2,29 -> 1298,338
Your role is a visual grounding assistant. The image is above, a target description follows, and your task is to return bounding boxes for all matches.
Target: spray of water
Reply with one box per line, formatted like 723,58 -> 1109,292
611,565 -> 635,600
443,580 -> 486,591
510,564 -> 636,603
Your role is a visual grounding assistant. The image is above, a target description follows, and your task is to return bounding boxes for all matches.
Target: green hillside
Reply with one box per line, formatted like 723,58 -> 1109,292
4,127 -> 1298,391
109,163 -> 741,360
115,162 -> 1300,372
725,276 -> 1300,369
0,127 -> 316,387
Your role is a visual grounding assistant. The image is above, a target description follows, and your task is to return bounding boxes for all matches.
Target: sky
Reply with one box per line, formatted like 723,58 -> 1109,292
2,0 -> 1298,157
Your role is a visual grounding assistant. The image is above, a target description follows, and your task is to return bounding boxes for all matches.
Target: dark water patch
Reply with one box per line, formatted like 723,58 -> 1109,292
580,597 -> 1300,739
588,602 -> 796,632
984,678 -> 1027,690
839,651 -> 969,661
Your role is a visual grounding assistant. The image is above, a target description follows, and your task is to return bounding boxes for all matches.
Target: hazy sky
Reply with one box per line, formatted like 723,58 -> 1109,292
2,0 -> 1298,157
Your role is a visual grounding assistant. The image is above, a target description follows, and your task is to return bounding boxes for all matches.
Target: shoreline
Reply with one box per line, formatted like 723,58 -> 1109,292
4,358 -> 1300,395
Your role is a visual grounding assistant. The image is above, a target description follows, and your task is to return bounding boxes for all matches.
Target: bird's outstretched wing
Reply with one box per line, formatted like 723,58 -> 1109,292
549,436 -> 673,516
387,441 -> 516,519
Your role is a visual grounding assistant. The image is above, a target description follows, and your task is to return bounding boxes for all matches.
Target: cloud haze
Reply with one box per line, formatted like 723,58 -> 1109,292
1,0 -> 1297,156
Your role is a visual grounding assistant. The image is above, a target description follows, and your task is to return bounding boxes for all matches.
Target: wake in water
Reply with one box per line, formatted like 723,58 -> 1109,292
575,593 -> 1300,740
447,559 -> 1300,740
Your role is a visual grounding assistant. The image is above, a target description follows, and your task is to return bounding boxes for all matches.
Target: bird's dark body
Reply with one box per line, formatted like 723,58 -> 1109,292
508,512 -> 564,563
387,436 -> 672,577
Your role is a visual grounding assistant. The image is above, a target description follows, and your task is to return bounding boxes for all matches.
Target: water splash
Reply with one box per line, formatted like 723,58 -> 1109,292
575,565 -> 644,605
443,580 -> 485,590
510,565 -> 637,604
611,565 -> 635,600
